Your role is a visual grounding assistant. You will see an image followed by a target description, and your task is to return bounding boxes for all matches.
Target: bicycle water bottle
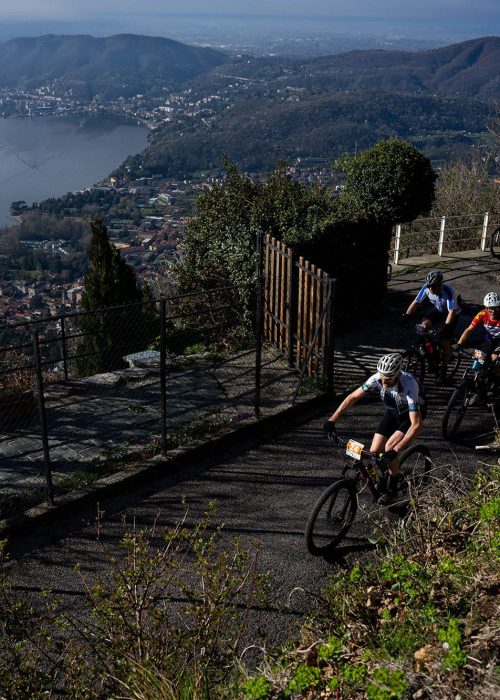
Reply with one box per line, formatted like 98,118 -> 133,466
472,351 -> 486,371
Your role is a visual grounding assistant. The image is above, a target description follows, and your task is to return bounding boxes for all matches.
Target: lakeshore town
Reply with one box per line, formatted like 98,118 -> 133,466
0,84 -> 337,329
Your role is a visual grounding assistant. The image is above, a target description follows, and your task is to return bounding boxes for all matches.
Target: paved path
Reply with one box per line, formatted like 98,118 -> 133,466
0,348 -> 306,505
4,252 -> 500,648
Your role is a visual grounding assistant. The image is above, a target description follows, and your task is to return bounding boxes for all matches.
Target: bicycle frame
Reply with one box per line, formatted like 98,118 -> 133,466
412,325 -> 441,369
331,434 -> 384,501
459,348 -> 500,389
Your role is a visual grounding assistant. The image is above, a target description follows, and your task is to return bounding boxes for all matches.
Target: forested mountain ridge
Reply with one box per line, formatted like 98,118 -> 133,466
0,33 -> 226,98
132,89 -> 490,177
116,36 -> 498,178
211,36 -> 500,100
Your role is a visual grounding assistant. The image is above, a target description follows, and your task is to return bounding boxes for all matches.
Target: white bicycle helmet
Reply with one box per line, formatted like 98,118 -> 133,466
484,291 -> 500,308
377,353 -> 403,377
426,269 -> 443,286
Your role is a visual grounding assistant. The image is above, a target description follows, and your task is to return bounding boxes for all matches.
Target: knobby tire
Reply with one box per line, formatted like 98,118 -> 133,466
490,226 -> 500,259
305,478 -> 357,556
402,349 -> 426,383
442,381 -> 470,440
447,348 -> 462,380
397,444 -> 432,498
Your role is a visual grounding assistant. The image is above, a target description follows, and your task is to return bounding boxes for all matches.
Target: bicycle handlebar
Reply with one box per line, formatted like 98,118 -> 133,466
323,423 -> 382,460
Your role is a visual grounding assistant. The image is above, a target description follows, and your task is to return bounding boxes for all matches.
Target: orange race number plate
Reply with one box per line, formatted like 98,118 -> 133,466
346,439 -> 364,460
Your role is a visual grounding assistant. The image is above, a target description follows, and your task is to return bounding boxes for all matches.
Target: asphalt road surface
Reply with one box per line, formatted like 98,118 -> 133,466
4,254 -> 500,648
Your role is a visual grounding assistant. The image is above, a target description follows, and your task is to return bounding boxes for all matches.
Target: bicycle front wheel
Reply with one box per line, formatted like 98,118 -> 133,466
305,479 -> 357,555
442,381 -> 471,440
447,346 -> 462,380
398,444 -> 431,498
490,226 -> 500,258
402,349 -> 426,383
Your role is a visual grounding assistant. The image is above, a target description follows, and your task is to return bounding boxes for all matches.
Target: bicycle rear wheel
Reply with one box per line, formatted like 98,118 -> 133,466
402,349 -> 426,383
397,444 -> 431,498
442,381 -> 472,440
305,479 -> 357,555
490,226 -> 500,258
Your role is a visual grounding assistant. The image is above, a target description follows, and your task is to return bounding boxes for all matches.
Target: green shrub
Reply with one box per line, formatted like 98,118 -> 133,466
286,664 -> 321,695
241,675 -> 271,700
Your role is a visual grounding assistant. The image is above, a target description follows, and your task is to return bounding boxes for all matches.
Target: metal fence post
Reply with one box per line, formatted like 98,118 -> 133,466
33,330 -> 54,505
438,216 -> 446,256
60,315 -> 68,381
255,230 -> 265,418
394,224 -> 401,265
480,211 -> 489,251
160,298 -> 168,456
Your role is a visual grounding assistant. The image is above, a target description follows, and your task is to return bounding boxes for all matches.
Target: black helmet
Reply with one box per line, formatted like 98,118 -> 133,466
426,270 -> 443,286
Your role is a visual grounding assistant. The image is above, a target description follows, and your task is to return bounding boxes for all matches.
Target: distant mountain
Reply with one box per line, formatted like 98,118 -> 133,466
0,34 -> 226,98
124,35 -> 495,177
220,36 -> 500,100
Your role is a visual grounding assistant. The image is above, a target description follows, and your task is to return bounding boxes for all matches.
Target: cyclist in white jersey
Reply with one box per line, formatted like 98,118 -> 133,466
403,269 -> 460,382
324,353 -> 427,504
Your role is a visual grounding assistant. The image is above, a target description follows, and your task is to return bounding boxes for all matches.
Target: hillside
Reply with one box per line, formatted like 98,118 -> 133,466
122,90 -> 490,178
114,36 -> 499,178
217,36 -> 500,100
0,33 -> 226,98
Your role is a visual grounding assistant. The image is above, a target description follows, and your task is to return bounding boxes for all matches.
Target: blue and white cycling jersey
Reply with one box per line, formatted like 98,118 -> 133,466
361,370 -> 426,414
415,283 -> 457,314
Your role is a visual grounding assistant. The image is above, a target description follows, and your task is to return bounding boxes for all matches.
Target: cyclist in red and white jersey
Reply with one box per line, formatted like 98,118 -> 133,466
456,292 -> 500,364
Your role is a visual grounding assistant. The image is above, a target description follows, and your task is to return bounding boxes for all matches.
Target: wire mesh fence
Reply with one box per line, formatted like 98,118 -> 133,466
0,280 -> 324,521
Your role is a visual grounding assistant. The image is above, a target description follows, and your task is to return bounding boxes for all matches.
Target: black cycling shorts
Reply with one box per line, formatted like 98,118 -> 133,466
376,407 -> 427,439
422,310 -> 458,340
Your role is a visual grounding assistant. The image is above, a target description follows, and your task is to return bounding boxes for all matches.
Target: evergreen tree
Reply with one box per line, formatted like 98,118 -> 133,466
75,219 -> 156,376
338,139 -> 437,224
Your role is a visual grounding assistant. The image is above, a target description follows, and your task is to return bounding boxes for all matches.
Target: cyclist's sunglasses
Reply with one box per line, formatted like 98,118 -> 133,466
380,372 -> 400,381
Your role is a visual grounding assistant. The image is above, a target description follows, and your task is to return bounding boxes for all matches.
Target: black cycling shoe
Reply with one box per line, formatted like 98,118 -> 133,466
378,490 -> 396,506
377,474 -> 398,505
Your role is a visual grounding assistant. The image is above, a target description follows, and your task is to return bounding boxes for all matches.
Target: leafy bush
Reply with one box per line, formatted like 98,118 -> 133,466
0,507 -> 270,698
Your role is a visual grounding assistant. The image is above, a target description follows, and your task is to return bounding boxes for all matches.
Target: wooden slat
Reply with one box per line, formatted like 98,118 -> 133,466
264,234 -> 271,340
262,235 -> 335,379
277,241 -> 286,350
309,264 -> 317,375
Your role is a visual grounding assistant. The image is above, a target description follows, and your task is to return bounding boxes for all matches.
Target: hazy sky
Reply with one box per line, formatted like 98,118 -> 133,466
0,0 -> 498,22
0,0 -> 498,41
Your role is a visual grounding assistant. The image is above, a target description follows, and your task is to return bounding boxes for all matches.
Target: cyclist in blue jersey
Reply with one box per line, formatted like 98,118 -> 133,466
403,269 -> 460,382
324,353 -> 427,505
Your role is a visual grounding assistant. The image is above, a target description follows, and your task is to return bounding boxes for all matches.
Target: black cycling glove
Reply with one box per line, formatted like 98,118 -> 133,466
323,420 -> 336,437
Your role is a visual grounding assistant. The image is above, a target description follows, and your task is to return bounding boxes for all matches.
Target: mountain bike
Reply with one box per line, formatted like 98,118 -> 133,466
489,226 -> 500,258
402,323 -> 461,384
305,427 -> 432,556
442,348 -> 500,440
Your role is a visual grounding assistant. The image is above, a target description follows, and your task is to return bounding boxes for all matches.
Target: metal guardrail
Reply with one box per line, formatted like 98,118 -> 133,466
391,212 -> 499,264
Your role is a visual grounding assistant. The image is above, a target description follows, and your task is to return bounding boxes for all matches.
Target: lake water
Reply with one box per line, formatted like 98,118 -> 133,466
0,114 -> 149,227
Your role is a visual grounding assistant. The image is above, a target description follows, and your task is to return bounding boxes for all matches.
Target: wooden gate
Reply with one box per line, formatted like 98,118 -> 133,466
263,235 -> 335,381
